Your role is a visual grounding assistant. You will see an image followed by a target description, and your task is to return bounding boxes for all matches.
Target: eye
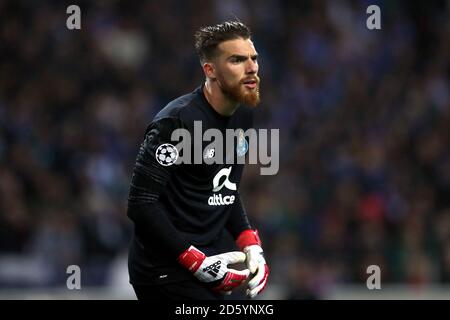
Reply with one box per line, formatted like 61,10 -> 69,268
230,57 -> 245,64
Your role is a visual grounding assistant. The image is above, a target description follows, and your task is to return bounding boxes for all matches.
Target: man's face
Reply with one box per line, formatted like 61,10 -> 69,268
212,38 -> 260,107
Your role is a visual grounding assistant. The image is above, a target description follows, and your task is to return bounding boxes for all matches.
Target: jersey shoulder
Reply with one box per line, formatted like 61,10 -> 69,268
153,87 -> 204,124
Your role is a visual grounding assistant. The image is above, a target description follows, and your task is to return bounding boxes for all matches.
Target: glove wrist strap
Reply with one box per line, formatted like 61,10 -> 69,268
236,229 -> 262,251
177,245 -> 206,273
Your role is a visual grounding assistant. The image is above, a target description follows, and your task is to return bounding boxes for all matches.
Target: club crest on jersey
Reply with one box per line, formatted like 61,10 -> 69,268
236,129 -> 248,157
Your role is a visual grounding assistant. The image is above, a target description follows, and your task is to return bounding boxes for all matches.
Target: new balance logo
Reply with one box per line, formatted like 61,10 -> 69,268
204,148 -> 215,159
203,261 -> 221,278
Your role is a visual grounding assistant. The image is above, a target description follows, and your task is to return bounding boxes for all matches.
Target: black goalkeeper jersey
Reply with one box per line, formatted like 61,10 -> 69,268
127,85 -> 254,285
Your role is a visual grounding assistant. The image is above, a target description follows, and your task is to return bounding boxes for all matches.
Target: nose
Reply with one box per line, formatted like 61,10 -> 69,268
246,58 -> 258,74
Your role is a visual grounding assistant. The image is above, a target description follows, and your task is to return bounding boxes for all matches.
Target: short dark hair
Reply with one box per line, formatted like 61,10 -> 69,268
194,21 -> 251,64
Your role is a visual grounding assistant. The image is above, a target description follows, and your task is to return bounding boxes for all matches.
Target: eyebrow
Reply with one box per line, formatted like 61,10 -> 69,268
227,54 -> 258,61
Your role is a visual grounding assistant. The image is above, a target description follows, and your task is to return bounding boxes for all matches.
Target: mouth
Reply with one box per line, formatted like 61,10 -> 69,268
242,79 -> 258,89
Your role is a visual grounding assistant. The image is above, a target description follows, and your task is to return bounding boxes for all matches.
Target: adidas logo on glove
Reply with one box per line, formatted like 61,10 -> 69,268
203,261 -> 221,278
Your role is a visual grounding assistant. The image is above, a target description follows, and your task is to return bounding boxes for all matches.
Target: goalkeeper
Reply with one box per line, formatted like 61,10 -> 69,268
127,21 -> 269,300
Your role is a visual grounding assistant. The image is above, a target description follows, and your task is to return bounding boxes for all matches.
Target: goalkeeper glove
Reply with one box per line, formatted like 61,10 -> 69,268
178,245 -> 250,293
236,229 -> 269,298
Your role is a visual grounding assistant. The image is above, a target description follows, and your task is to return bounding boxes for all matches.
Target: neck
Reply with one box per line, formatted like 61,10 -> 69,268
203,80 -> 239,117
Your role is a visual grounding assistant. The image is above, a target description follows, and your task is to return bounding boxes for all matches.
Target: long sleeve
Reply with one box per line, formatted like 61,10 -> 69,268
225,192 -> 252,240
127,117 -> 190,259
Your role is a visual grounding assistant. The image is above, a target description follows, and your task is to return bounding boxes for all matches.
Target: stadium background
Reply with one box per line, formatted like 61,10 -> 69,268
0,0 -> 449,299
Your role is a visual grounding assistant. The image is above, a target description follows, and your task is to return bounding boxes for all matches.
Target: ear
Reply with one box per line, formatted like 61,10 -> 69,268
202,62 -> 216,80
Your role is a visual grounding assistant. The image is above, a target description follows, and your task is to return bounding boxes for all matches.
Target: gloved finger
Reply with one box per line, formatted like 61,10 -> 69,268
228,268 -> 250,284
213,269 -> 250,292
221,251 -> 247,264
248,262 -> 266,289
247,251 -> 259,274
247,275 -> 268,298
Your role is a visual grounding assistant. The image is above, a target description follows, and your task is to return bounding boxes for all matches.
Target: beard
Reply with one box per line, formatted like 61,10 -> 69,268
217,75 -> 260,107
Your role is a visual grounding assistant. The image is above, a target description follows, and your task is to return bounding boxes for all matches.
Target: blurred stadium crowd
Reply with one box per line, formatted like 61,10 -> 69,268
0,0 -> 449,298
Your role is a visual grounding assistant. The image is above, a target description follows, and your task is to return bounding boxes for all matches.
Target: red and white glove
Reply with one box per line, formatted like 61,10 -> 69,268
236,229 -> 269,298
178,245 -> 250,294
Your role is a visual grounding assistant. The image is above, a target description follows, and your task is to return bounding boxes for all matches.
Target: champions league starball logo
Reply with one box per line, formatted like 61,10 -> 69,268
155,143 -> 179,166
